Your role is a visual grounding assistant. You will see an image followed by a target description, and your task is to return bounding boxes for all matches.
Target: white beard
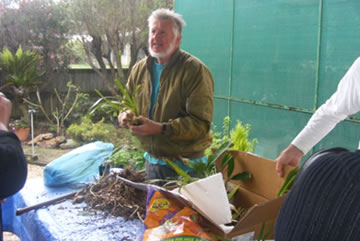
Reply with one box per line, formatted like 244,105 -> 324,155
149,37 -> 177,60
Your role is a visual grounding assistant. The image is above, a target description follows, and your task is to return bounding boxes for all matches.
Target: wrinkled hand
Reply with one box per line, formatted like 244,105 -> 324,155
128,116 -> 162,136
117,110 -> 135,128
0,92 -> 12,131
275,144 -> 304,177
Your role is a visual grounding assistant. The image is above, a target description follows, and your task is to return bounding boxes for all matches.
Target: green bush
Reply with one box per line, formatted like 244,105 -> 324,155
66,117 -> 118,143
206,116 -> 258,157
109,147 -> 145,170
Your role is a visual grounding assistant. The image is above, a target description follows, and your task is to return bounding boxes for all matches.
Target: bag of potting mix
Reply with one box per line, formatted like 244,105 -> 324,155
142,186 -> 216,241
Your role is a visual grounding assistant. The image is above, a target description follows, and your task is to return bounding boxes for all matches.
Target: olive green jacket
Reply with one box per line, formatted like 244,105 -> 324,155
127,49 -> 214,159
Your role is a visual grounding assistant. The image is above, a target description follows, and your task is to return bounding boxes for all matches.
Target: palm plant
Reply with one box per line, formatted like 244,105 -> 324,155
0,46 -> 44,121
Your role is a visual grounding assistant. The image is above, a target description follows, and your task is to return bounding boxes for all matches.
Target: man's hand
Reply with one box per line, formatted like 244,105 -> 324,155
275,144 -> 304,177
129,116 -> 162,136
117,110 -> 135,128
0,92 -> 12,131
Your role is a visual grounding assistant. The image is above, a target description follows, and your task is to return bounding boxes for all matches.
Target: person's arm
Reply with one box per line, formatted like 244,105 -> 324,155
293,57 -> 360,154
164,64 -> 214,141
276,57 -> 360,176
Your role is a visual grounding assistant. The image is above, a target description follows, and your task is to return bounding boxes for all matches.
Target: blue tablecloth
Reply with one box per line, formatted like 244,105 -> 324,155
2,178 -> 144,241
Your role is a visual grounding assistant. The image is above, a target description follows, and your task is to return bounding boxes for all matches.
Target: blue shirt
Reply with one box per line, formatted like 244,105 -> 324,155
149,60 -> 165,120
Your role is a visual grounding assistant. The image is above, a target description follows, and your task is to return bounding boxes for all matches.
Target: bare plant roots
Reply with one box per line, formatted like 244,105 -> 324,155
72,168 -> 147,220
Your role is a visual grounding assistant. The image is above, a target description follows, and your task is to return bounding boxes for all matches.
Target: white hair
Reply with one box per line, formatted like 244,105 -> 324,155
148,8 -> 186,36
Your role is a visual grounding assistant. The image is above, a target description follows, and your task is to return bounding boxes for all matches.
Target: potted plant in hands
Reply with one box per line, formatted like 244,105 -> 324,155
0,46 -> 44,123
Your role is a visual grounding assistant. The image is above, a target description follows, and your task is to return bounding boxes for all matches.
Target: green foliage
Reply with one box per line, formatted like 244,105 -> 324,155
0,45 -> 44,121
0,46 -> 44,90
90,78 -> 141,123
9,118 -> 30,130
230,120 -> 258,152
165,140 -> 251,188
205,116 -> 258,157
278,166 -> 299,196
0,0 -> 72,85
109,147 -> 146,170
257,222 -> 272,241
66,117 -> 118,143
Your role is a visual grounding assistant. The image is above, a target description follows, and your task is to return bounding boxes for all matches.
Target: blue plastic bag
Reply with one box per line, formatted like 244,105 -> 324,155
43,141 -> 114,187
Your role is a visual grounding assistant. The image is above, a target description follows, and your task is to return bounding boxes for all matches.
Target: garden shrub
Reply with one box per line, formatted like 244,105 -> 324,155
109,147 -> 145,170
205,116 -> 258,157
66,117 -> 118,143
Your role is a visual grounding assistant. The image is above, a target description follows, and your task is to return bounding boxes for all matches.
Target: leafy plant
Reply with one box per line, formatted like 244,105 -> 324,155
278,166 -> 299,197
163,140 -> 251,190
0,46 -> 44,121
24,81 -> 87,136
230,121 -> 258,152
9,117 -> 29,130
66,116 -> 118,143
109,147 -> 145,170
90,78 -> 141,125
205,116 -> 258,158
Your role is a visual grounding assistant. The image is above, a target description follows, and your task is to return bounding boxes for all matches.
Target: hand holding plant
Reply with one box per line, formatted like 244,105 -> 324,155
90,78 -> 141,126
118,110 -> 135,128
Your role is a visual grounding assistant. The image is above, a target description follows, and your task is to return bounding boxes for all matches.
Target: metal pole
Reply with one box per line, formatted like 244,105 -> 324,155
28,109 -> 36,157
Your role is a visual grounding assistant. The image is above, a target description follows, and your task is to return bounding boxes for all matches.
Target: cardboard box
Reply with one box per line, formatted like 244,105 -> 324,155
213,150 -> 293,238
117,150 -> 293,239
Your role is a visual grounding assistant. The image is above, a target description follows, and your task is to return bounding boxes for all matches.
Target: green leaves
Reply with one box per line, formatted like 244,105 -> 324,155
230,120 -> 258,153
90,78 -> 141,121
0,46 -> 44,88
278,166 -> 299,197
114,78 -> 140,117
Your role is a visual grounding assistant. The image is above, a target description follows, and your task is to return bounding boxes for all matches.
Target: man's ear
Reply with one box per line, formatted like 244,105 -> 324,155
176,34 -> 182,46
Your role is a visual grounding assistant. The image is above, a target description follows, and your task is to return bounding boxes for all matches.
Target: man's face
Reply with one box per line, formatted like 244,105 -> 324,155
149,19 -> 181,61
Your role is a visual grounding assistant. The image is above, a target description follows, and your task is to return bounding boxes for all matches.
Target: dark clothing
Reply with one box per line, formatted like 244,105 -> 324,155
0,131 -> 27,199
275,150 -> 360,241
127,49 -> 214,160
0,130 -> 27,241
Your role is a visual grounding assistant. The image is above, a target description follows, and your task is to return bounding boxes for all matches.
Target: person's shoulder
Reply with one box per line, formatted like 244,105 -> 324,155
353,57 -> 360,67
132,57 -> 148,69
179,50 -> 209,69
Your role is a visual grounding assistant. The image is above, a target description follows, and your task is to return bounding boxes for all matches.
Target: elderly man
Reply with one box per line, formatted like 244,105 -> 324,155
118,8 -> 214,181
0,92 -> 27,240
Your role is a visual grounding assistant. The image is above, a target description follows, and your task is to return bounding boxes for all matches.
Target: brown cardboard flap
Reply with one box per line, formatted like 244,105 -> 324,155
233,186 -> 268,209
227,194 -> 287,237
219,151 -> 292,200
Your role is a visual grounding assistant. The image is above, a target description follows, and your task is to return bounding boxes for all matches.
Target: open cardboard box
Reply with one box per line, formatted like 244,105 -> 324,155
117,150 -> 293,239
213,150 -> 294,238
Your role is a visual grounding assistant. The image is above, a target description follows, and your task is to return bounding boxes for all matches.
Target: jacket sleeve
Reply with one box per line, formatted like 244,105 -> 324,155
0,131 -> 27,199
169,64 -> 214,141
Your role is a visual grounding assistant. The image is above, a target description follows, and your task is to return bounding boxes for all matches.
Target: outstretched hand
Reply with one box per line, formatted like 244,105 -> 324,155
275,144 -> 304,177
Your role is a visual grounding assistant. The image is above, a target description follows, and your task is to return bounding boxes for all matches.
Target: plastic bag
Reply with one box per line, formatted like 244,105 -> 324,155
43,141 -> 114,187
142,186 -> 216,241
